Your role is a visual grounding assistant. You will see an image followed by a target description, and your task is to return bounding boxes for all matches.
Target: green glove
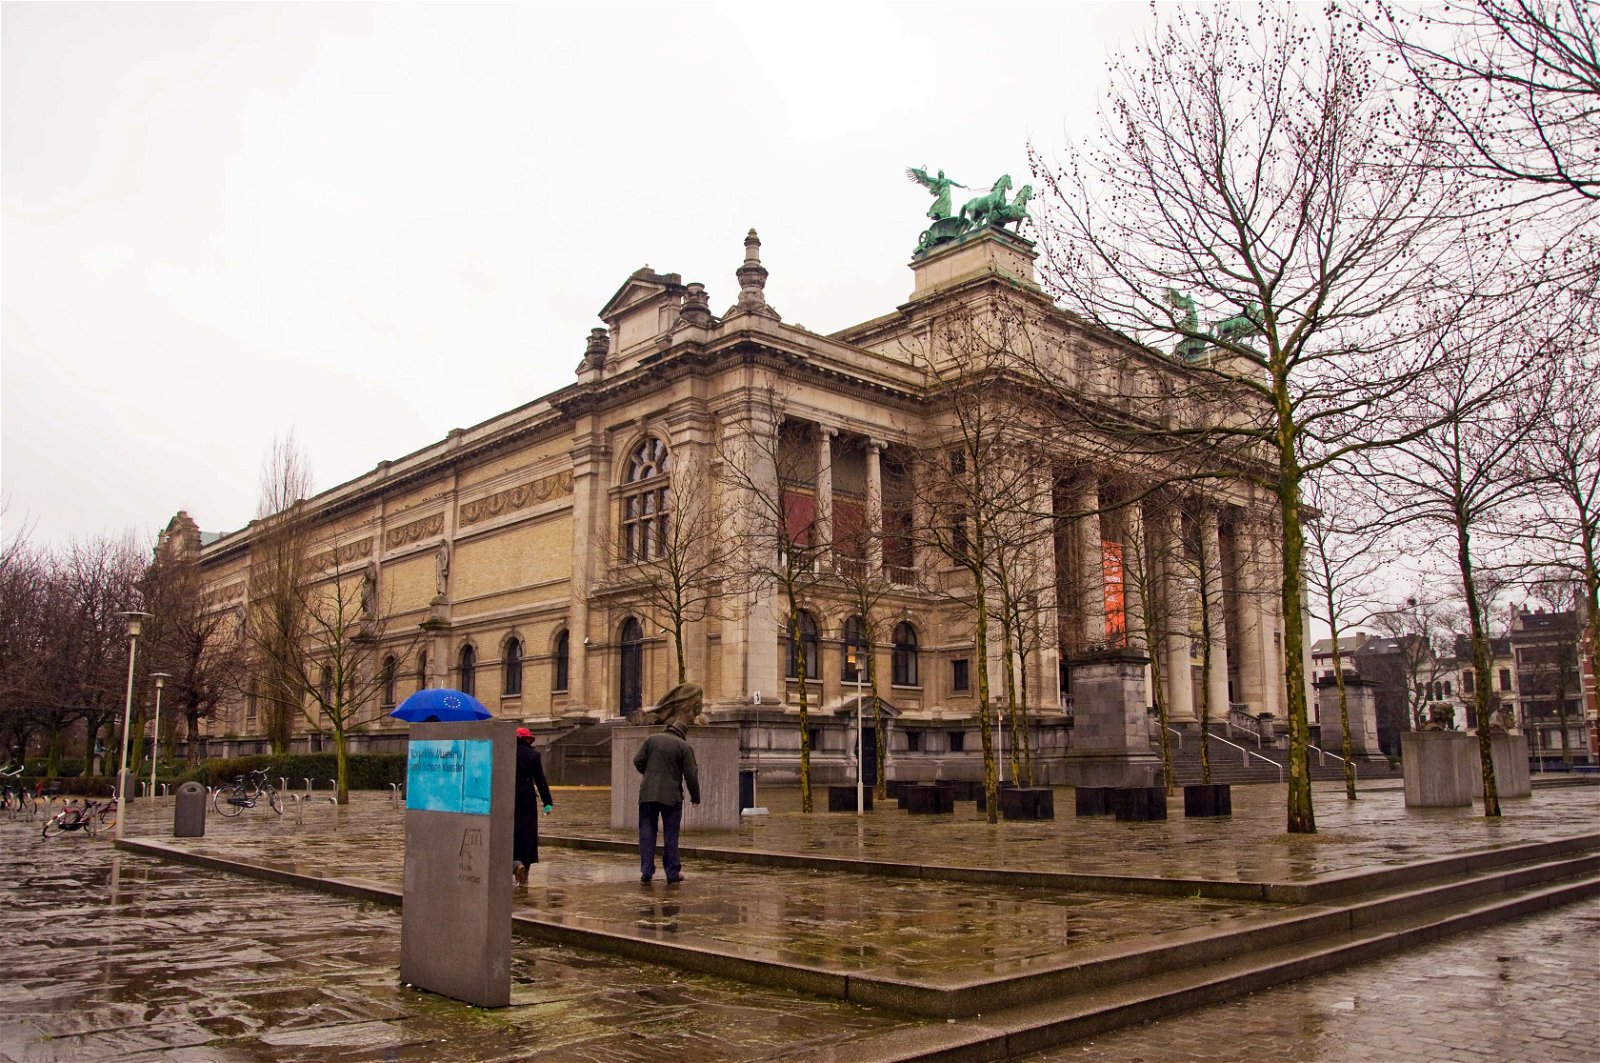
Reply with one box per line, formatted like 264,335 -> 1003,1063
543,804 -> 553,814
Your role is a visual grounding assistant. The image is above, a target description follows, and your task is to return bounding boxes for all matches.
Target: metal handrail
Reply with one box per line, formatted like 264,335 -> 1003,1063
1210,731 -> 1283,782
1164,726 -> 1183,749
1308,743 -> 1358,779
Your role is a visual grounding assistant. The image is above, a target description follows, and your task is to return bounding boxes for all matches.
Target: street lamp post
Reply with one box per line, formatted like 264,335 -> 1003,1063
850,642 -> 866,817
116,611 -> 150,840
149,673 -> 171,801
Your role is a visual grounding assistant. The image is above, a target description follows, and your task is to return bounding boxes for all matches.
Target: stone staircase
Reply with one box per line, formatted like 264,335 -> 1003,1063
1156,727 -> 1401,787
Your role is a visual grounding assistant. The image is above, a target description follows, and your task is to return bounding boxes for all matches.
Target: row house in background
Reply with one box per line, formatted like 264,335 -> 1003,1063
170,224 -> 1290,783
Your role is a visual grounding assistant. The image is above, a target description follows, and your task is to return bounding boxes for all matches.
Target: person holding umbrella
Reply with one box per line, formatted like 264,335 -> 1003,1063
512,727 -> 553,885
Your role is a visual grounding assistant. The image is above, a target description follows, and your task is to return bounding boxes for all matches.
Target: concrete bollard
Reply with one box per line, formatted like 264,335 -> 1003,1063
174,782 -> 206,837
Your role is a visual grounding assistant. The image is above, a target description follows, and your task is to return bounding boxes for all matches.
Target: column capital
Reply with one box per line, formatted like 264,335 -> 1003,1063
867,437 -> 887,452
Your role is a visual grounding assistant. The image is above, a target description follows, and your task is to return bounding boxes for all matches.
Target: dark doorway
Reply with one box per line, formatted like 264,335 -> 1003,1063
620,617 -> 643,714
860,726 -> 877,788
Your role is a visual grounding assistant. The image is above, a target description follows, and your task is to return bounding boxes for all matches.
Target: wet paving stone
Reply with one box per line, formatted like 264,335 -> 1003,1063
1019,898 -> 1600,1063
0,819 -> 923,1062
6,778 -> 1597,1062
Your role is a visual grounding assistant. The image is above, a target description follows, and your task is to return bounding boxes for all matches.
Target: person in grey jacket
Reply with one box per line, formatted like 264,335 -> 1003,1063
634,712 -> 701,885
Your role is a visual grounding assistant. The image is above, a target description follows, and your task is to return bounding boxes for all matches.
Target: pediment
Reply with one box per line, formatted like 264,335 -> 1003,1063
598,268 -> 684,324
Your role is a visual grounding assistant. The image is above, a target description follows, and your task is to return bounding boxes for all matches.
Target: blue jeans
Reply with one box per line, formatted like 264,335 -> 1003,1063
638,801 -> 683,880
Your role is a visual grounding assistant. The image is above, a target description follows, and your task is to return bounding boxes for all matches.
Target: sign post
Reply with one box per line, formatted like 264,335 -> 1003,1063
400,719 -> 514,1007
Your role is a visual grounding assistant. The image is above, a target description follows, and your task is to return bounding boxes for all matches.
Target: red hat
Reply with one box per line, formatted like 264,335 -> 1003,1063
515,727 -> 534,739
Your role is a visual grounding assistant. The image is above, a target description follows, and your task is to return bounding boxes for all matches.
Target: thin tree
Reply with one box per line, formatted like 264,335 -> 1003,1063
828,476 -> 898,799
611,443 -> 732,685
716,388 -> 829,812
1520,572 -> 1586,765
142,547 -> 249,768
248,435 -> 315,755
1366,339 -> 1545,816
1033,3 -> 1494,831
1304,471 -> 1393,799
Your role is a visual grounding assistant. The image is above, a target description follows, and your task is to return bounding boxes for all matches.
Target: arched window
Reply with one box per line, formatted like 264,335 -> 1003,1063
416,651 -> 428,692
892,622 -> 919,686
621,437 -> 671,562
553,630 -> 570,693
382,655 -> 397,706
459,644 -> 476,697
619,618 -> 643,713
841,615 -> 867,682
787,611 -> 820,680
504,638 -> 523,697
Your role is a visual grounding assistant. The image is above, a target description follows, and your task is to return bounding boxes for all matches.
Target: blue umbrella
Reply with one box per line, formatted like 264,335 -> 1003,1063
389,688 -> 492,723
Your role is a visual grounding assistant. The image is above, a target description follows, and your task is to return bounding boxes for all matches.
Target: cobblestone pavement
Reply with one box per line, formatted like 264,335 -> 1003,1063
118,777 -> 1600,885
1021,897 -> 1600,1063
0,823 -> 925,1062
4,779 -> 1596,1062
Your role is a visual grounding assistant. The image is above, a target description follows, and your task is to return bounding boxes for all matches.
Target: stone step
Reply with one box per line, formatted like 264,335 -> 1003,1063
793,861 -> 1600,1061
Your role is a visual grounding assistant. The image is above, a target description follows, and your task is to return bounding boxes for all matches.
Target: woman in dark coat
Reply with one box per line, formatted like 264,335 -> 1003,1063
513,727 -> 554,885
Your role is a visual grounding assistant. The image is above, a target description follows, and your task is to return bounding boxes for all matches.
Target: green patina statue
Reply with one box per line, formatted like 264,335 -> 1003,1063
906,166 -> 968,220
908,166 -> 1032,256
1166,289 -> 1209,361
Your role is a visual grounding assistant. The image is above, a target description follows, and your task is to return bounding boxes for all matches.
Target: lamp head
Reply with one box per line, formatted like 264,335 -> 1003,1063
122,610 -> 151,638
151,671 -> 171,689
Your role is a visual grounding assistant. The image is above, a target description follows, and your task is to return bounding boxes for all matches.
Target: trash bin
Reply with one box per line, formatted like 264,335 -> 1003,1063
174,781 -> 206,837
739,769 -> 757,811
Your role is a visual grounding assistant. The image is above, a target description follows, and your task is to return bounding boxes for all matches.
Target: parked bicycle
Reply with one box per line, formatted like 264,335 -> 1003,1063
0,765 -> 35,814
42,794 -> 117,839
213,769 -> 283,817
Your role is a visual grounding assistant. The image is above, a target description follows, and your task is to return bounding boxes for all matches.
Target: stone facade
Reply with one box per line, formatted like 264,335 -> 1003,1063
179,226 -> 1288,782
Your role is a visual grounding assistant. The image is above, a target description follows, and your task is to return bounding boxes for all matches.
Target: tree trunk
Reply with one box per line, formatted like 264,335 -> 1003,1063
1329,630 -> 1357,801
1275,396 -> 1316,834
1457,523 -> 1501,817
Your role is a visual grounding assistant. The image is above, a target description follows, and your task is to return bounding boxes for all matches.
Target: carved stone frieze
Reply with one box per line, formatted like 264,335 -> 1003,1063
309,537 -> 374,571
385,513 -> 444,550
459,469 -> 574,527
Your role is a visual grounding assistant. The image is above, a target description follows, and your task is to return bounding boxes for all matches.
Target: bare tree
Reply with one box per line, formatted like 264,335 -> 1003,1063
248,434 -> 315,754
1032,3 -> 1496,831
1520,572 -> 1586,765
261,548 -> 418,803
907,311 -> 1050,823
716,388 -> 829,812
1521,341 -> 1600,737
142,547 -> 249,768
1304,471 -> 1394,799
828,482 -> 899,799
1366,335 -> 1545,816
1358,0 -> 1599,202
609,443 -> 732,685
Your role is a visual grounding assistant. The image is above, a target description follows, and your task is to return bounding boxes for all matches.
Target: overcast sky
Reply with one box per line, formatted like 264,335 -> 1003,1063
3,1 -> 1151,550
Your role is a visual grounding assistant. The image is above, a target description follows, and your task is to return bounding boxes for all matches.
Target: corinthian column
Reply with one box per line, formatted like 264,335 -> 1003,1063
1077,474 -> 1106,645
1200,508 -> 1231,724
867,439 -> 884,571
815,426 -> 835,556
1158,507 -> 1196,725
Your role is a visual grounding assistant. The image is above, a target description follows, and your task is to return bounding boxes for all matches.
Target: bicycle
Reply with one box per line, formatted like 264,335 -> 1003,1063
213,769 -> 283,817
41,795 -> 117,839
1,783 -> 36,814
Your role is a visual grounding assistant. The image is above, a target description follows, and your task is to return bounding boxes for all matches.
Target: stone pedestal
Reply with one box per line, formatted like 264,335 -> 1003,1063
610,725 -> 740,830
400,719 -> 514,1008
1314,674 -> 1384,758
1472,733 -> 1532,799
1401,731 -> 1477,807
1062,649 -> 1161,789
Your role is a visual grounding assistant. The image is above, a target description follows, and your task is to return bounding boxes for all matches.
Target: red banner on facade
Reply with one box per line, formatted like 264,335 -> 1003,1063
1103,539 -> 1126,645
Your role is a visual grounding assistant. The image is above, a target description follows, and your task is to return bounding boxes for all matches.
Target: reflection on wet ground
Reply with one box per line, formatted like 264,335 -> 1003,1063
5,778 -> 1595,1061
0,828 -> 923,1061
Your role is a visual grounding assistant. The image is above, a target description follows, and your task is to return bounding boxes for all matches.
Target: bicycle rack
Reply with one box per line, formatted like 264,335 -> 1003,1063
277,777 -> 288,793
301,778 -> 313,795
388,783 -> 403,803
288,793 -> 306,824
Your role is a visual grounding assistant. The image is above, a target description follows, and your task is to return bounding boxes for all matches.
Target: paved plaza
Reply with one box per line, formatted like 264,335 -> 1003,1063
1,779 -> 1597,1061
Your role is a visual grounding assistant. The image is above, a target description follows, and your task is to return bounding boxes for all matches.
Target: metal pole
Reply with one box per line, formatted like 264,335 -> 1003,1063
115,612 -> 149,840
149,674 -> 169,802
856,647 -> 865,817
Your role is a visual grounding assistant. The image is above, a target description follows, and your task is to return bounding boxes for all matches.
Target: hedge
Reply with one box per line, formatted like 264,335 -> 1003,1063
20,753 -> 407,796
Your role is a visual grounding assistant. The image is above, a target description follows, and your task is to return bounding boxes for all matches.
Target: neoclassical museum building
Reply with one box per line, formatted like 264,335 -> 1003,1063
168,213 -> 1293,784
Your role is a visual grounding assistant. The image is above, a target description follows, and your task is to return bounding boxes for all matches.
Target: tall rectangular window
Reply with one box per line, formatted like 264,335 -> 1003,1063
952,658 -> 970,692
